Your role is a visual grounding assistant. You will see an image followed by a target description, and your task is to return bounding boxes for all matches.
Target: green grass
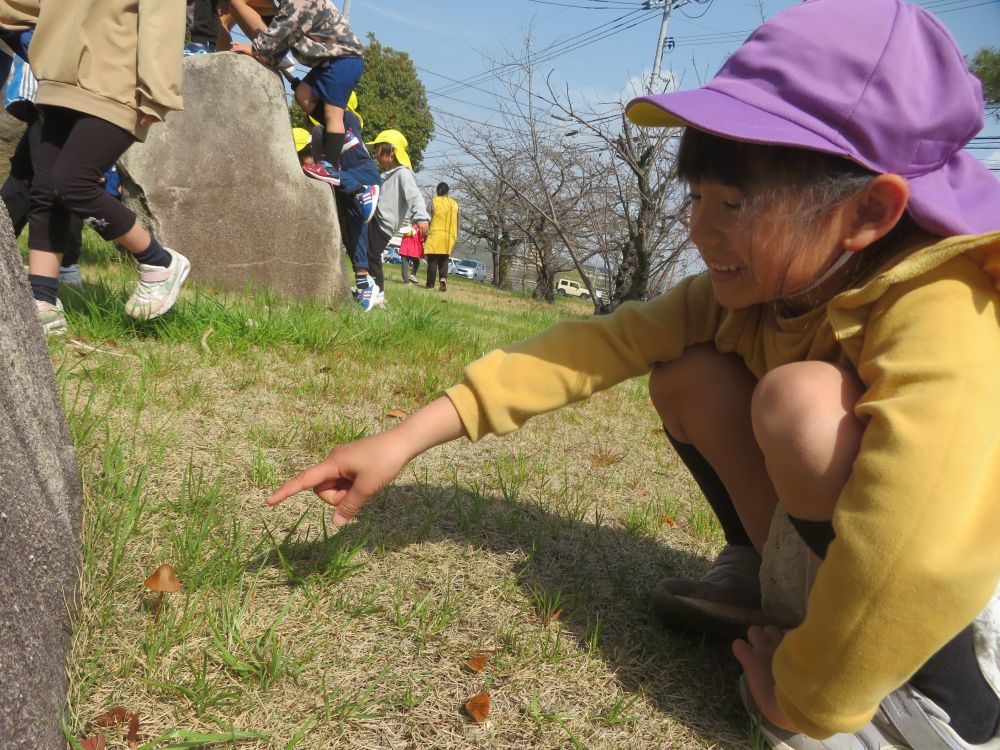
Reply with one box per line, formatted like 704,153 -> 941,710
54,233 -> 745,750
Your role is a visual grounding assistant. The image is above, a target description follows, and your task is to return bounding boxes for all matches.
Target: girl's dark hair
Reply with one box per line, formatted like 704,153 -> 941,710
677,127 -> 926,301
677,126 -> 874,193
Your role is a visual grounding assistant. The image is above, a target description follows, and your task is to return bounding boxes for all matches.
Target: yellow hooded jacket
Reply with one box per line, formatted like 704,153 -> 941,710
424,195 -> 459,256
446,231 -> 1000,738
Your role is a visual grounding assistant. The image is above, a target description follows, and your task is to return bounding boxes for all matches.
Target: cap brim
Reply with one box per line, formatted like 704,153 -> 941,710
365,141 -> 412,169
626,88 -> 843,156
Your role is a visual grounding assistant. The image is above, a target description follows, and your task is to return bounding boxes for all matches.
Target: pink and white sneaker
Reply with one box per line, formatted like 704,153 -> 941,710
125,248 -> 191,321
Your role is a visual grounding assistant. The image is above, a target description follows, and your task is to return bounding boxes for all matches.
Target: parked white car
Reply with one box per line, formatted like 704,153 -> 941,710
450,257 -> 487,282
556,278 -> 603,301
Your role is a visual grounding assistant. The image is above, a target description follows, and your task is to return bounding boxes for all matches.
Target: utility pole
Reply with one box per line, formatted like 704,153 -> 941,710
645,0 -> 675,92
342,0 -> 351,22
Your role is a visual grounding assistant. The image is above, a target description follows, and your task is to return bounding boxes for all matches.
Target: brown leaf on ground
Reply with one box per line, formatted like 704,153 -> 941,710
661,513 -> 681,528
92,706 -> 126,727
465,653 -> 488,672
385,408 -> 408,419
464,691 -> 490,722
588,449 -> 623,468
548,607 -> 563,622
81,734 -> 106,750
127,712 -> 139,749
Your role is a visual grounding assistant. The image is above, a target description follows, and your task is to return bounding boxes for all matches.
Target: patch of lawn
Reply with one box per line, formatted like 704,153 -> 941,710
57,235 -> 744,750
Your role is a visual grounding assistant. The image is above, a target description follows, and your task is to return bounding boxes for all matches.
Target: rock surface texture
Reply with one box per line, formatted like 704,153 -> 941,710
0,209 -> 82,749
120,53 -> 350,303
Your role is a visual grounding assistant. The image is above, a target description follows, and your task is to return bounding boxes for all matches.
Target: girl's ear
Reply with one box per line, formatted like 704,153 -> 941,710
842,174 -> 909,252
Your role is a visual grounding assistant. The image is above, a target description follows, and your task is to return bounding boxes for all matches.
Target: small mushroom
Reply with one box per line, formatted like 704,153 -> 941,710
143,564 -> 181,621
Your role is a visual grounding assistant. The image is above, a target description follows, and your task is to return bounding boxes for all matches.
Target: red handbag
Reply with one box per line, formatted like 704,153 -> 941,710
398,231 -> 425,259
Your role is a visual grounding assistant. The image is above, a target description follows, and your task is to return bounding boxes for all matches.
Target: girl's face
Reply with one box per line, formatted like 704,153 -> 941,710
374,147 -> 395,169
689,180 -> 848,311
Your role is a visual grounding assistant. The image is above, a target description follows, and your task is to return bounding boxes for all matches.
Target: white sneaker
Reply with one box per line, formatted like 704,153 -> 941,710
740,676 -> 1000,750
125,248 -> 191,321
35,298 -> 67,336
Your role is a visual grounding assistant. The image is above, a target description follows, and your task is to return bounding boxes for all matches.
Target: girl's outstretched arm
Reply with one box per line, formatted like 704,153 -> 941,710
266,396 -> 467,526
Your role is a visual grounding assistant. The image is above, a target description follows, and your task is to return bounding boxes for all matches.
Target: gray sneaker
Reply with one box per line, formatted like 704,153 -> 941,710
125,248 -> 191,320
740,676 -> 1000,750
651,544 -> 771,637
35,299 -> 67,336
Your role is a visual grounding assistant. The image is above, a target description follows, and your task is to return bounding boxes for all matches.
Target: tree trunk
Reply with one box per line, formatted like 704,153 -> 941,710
493,230 -> 514,290
533,259 -> 556,302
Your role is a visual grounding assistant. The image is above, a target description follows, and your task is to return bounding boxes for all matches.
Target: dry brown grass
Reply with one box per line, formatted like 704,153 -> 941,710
56,270 -> 751,750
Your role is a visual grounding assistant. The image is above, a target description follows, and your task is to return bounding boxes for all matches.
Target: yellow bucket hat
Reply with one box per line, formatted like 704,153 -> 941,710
366,129 -> 411,169
292,127 -> 312,153
347,91 -> 364,128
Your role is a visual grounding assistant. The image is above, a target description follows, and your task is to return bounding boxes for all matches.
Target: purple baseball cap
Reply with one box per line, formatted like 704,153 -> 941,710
626,0 -> 1000,237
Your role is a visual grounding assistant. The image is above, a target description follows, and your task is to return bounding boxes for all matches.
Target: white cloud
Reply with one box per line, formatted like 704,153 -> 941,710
361,3 -> 438,34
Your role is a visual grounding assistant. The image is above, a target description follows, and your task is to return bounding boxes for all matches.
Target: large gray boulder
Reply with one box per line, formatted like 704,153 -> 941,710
120,53 -> 350,303
0,210 -> 82,748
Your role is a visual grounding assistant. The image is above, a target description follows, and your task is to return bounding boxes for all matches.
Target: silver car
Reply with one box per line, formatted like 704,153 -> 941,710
451,257 -> 486,282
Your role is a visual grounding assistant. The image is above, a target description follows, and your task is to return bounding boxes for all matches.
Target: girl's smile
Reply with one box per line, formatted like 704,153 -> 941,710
690,179 -> 860,312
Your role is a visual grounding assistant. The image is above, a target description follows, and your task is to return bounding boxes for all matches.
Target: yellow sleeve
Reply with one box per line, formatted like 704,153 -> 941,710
773,255 -> 1000,737
135,0 -> 185,120
446,273 -> 724,441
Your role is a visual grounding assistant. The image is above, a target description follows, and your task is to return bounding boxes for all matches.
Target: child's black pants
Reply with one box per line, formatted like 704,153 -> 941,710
29,107 -> 137,255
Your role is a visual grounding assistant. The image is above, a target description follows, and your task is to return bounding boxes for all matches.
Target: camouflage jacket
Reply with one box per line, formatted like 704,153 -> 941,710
252,0 -> 363,68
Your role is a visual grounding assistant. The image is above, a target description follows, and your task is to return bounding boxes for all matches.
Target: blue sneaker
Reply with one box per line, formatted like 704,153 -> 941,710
302,161 -> 342,186
183,42 -> 214,56
358,280 -> 382,311
356,185 -> 380,224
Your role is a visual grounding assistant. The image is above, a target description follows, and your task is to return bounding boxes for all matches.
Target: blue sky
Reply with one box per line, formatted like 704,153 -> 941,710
331,0 -> 1000,184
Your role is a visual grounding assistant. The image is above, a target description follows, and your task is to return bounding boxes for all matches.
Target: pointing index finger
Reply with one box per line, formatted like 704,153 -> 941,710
265,463 -> 337,506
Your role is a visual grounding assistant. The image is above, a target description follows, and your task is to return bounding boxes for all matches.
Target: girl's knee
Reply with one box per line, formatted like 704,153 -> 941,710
751,361 -> 865,477
649,344 -> 753,439
649,345 -> 708,423
48,167 -> 102,211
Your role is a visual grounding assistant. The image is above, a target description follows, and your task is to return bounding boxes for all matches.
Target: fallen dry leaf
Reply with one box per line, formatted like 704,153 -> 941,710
464,691 -> 490,723
548,607 -> 563,622
92,706 -> 126,728
385,408 -> 408,419
81,735 -> 106,750
465,653 -> 488,672
588,449 -> 623,468
127,712 -> 139,750
661,513 -> 680,528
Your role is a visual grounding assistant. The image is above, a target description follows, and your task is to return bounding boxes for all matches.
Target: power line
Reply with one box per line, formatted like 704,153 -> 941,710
429,8 -> 652,97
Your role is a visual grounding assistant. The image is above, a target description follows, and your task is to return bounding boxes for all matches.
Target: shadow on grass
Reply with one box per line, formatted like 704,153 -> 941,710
258,480 -> 748,748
